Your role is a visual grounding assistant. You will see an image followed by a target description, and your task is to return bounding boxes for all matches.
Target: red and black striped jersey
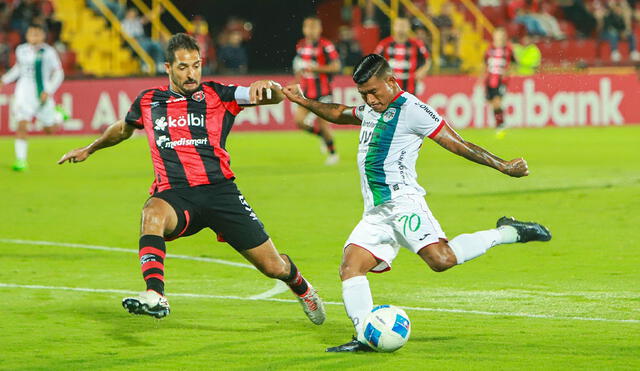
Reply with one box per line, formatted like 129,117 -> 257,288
294,37 -> 340,99
125,81 -> 243,194
374,37 -> 429,94
484,44 -> 515,88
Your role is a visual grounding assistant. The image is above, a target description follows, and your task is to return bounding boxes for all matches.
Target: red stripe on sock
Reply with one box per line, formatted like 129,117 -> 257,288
144,273 -> 164,282
141,261 -> 164,272
139,246 -> 166,259
293,272 -> 304,286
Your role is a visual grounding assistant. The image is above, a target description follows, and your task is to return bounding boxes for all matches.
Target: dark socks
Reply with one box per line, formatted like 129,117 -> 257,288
280,254 -> 309,296
139,235 -> 166,295
494,108 -> 504,128
302,125 -> 336,154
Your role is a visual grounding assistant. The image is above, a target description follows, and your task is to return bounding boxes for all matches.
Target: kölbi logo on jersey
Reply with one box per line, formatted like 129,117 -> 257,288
154,113 -> 205,131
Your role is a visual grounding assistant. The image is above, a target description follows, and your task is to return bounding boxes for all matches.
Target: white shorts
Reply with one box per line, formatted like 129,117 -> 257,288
344,194 -> 447,273
13,97 -> 59,127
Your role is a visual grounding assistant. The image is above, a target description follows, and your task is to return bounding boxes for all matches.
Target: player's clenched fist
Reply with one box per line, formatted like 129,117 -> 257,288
503,158 -> 529,177
281,84 -> 306,104
57,147 -> 91,164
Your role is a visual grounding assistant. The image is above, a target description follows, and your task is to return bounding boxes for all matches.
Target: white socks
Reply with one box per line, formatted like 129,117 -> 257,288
449,226 -> 518,264
342,276 -> 373,337
15,139 -> 28,161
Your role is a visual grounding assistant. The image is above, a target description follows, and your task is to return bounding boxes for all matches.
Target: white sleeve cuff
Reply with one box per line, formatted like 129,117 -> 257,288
234,86 -> 251,105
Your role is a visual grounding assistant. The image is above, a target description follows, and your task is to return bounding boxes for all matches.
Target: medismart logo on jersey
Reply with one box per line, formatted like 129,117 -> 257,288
155,135 -> 209,149
154,113 -> 205,131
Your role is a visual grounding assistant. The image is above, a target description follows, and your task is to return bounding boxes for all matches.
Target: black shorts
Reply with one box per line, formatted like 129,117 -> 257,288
152,180 -> 269,251
486,84 -> 507,100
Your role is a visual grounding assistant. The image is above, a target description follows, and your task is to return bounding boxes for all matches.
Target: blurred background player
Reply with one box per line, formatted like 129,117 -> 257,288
480,27 -> 514,132
0,23 -> 64,171
293,16 -> 341,165
374,17 -> 430,96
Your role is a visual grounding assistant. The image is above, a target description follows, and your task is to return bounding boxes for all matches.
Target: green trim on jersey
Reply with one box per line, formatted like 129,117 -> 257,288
364,95 -> 407,206
35,48 -> 45,99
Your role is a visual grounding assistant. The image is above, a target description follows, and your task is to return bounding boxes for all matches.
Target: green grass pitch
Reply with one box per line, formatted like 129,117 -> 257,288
0,126 -> 639,370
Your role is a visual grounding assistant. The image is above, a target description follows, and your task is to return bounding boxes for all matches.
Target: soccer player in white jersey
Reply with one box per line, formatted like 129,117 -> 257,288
0,23 -> 64,171
282,54 -> 552,352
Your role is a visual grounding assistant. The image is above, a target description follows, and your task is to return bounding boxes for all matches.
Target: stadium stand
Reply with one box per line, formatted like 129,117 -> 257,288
345,0 -> 640,72
3,0 -> 638,78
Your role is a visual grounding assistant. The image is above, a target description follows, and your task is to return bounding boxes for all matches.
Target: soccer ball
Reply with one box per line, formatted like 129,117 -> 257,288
361,305 -> 411,352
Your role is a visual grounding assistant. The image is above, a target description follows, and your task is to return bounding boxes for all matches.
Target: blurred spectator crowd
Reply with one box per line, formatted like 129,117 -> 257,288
0,0 -> 61,73
347,0 -> 640,70
1,0 -> 639,78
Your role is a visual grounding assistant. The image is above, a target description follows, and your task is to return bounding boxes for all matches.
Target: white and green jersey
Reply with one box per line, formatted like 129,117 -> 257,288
1,43 -> 64,101
352,91 -> 445,212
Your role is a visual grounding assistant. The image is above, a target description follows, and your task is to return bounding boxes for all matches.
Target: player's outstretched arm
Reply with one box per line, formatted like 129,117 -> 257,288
431,121 -> 529,177
281,84 -> 361,126
57,120 -> 135,164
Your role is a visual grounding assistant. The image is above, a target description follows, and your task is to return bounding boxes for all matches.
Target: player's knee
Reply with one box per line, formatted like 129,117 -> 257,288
339,261 -> 366,280
141,201 -> 170,234
421,243 -> 457,272
429,252 -> 457,273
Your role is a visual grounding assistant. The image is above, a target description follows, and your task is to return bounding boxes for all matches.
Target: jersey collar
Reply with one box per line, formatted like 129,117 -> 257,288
168,84 -> 203,98
390,91 -> 405,104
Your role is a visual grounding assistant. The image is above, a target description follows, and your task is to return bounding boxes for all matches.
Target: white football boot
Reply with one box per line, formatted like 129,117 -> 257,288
122,290 -> 170,318
296,286 -> 326,325
325,153 -> 339,166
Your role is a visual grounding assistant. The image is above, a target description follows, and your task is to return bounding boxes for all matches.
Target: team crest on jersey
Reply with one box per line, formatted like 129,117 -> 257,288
154,117 -> 168,131
191,91 -> 205,102
383,108 -> 397,122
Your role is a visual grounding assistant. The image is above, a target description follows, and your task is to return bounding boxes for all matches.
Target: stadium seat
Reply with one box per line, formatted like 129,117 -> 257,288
506,23 -> 526,39
481,5 -> 508,27
559,21 -> 576,39
7,31 -> 21,49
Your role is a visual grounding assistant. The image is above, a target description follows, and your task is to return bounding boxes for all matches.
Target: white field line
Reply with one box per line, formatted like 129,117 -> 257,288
2,238 -> 639,323
4,238 -> 638,301
0,282 -> 638,324
248,280 -> 289,299
0,238 -> 256,269
0,238 -> 289,299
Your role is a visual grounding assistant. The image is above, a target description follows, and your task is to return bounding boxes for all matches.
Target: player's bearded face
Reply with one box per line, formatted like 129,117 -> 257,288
167,49 -> 202,96
358,75 -> 399,113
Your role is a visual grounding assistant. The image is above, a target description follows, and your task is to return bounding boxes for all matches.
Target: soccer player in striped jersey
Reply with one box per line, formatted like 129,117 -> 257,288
374,17 -> 430,95
293,16 -> 341,165
283,54 -> 551,352
481,27 -> 515,131
0,23 -> 64,171
58,33 -> 326,325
